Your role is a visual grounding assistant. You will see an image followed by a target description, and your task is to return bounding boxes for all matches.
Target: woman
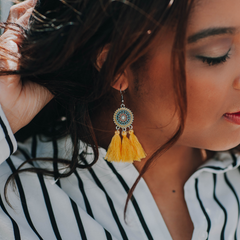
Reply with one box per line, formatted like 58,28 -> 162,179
0,0 -> 239,239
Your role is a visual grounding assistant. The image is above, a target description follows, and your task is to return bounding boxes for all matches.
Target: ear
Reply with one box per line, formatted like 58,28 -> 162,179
95,44 -> 110,71
111,72 -> 129,91
96,44 -> 129,91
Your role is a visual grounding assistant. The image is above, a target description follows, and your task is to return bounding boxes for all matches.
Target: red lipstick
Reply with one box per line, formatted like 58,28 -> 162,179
224,112 -> 240,125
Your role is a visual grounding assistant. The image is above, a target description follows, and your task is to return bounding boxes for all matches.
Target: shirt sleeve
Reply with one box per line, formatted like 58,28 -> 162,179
0,105 -> 17,165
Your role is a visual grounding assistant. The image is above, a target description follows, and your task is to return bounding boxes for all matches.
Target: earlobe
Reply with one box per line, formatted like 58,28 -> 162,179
111,72 -> 129,91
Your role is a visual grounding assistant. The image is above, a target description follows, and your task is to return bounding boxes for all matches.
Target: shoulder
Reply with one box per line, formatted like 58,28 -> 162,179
0,135 -> 143,240
0,151 -> 121,240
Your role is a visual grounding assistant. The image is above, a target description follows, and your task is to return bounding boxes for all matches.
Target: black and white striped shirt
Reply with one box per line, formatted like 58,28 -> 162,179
0,106 -> 240,240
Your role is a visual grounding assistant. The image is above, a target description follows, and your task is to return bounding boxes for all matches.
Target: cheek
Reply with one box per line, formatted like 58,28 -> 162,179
128,50 -> 179,142
186,63 -> 231,128
143,56 -> 176,124
180,61 -> 239,150
187,77 -> 222,127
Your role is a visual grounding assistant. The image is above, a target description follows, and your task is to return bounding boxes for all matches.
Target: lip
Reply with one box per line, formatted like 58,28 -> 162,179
224,112 -> 240,125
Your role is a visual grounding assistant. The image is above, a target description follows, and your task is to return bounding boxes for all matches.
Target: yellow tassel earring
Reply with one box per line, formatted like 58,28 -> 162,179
105,89 -> 146,163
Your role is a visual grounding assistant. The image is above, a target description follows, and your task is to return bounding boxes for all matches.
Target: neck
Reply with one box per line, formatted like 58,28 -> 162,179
90,92 -> 211,189
134,146 -> 206,193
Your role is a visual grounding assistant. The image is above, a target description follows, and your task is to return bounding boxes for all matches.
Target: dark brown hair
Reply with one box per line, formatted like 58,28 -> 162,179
3,0 -> 194,212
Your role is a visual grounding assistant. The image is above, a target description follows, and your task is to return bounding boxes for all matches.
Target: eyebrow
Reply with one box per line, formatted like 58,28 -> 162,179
187,27 -> 237,44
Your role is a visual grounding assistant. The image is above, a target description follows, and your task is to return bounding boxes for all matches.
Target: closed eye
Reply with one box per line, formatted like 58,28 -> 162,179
196,49 -> 231,66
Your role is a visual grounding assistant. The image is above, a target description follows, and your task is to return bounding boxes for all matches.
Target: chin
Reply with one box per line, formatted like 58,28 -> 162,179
204,139 -> 240,152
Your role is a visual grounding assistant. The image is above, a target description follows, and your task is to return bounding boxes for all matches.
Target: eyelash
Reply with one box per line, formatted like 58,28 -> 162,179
197,49 -> 231,66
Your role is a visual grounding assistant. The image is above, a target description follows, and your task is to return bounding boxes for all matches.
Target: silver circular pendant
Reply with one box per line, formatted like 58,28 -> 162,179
113,107 -> 134,129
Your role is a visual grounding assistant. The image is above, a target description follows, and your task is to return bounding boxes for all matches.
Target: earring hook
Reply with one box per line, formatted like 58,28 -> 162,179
120,85 -> 124,104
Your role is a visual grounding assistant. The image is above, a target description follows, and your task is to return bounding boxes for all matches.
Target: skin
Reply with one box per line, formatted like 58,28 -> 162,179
0,0 -> 52,134
2,0 -> 240,240
93,0 -> 240,239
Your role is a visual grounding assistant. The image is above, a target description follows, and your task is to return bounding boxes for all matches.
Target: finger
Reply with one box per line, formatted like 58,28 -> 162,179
3,6 -> 33,37
15,7 -> 34,28
6,0 -> 37,23
1,7 -> 33,49
16,0 -> 38,9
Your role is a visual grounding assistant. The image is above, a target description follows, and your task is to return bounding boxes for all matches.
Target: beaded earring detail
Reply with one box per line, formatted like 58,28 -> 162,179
105,90 -> 146,163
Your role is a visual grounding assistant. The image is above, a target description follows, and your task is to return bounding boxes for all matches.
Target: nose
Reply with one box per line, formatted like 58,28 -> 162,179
233,77 -> 240,90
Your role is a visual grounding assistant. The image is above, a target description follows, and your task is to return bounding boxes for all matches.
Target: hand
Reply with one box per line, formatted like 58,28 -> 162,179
0,0 -> 53,133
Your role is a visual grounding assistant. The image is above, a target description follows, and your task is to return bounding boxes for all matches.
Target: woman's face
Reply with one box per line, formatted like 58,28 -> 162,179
126,0 -> 240,152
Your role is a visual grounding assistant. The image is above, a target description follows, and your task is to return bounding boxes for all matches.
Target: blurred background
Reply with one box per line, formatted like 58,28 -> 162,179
0,0 -> 12,23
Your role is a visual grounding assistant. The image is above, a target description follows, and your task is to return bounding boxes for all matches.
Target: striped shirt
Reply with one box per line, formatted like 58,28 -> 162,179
0,107 -> 240,240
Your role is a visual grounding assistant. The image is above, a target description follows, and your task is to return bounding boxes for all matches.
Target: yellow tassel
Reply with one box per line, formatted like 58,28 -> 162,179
105,130 -> 122,162
129,130 -> 146,161
121,131 -> 135,163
